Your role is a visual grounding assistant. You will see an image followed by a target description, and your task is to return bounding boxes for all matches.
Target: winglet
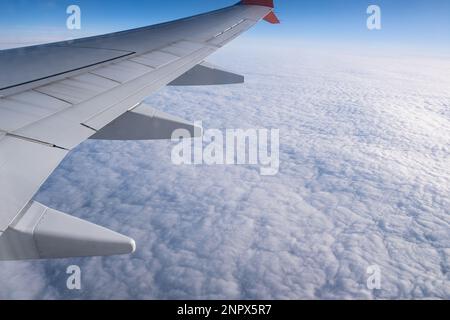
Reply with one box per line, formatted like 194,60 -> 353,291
239,0 -> 280,24
263,12 -> 280,24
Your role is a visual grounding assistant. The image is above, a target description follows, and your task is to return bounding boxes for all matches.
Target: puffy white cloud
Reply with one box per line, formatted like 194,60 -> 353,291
0,40 -> 449,299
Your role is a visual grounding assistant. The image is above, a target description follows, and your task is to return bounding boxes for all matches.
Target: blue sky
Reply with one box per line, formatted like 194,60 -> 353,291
0,0 -> 449,53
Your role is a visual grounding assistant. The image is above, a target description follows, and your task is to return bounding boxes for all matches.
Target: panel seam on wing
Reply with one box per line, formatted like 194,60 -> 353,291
5,133 -> 69,151
0,52 -> 136,92
82,47 -> 215,128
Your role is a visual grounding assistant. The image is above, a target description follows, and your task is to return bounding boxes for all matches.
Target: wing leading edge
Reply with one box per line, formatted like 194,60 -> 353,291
0,0 -> 278,260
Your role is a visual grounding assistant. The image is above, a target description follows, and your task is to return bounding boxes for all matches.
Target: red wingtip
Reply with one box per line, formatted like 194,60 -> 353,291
264,12 -> 280,24
240,0 -> 274,8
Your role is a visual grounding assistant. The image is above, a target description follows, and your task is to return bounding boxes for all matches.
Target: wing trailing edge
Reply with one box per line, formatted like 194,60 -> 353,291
169,62 -> 244,86
90,103 -> 202,141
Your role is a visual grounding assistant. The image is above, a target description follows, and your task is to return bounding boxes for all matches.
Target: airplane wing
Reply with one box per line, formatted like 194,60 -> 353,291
0,1 -> 279,260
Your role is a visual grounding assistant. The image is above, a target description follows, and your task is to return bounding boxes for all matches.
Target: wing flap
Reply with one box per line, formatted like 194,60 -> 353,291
169,62 -> 244,86
90,102 -> 202,141
0,136 -> 68,232
81,47 -> 215,133
9,45 -> 214,150
130,51 -> 179,69
91,60 -> 154,84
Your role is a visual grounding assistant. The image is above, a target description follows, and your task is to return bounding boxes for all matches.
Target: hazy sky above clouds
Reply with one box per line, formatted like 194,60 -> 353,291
0,39 -> 449,300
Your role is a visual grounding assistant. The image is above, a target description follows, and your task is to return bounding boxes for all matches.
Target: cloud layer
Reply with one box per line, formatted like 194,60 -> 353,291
0,41 -> 449,299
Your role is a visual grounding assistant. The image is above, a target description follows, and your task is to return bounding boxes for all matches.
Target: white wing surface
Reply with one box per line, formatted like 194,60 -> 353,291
0,0 -> 278,260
